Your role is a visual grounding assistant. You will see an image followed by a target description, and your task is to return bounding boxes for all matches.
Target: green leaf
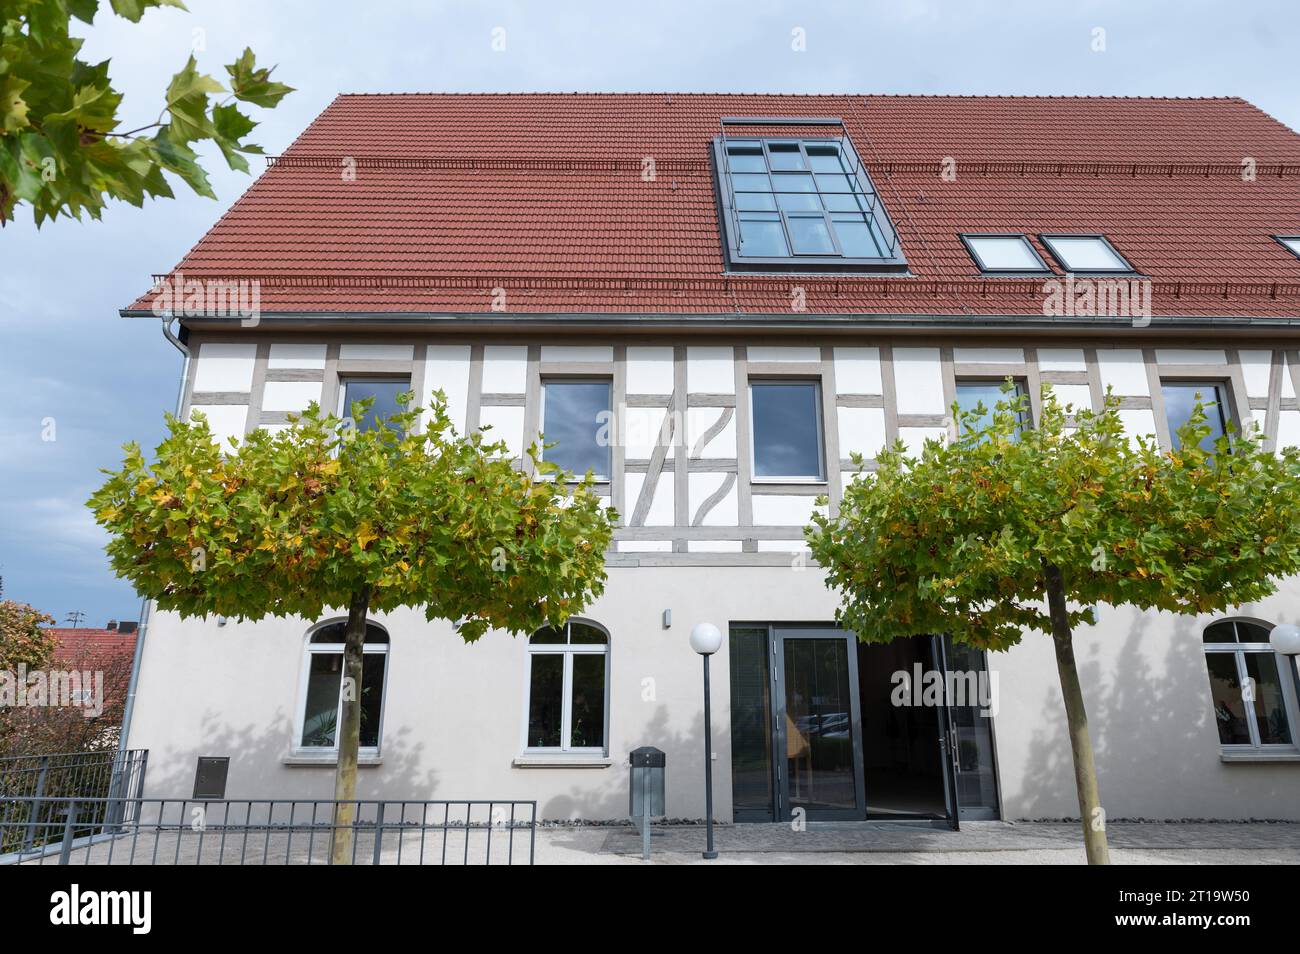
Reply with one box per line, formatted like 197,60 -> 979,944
109,0 -> 188,24
162,54 -> 223,143
44,82 -> 123,133
151,125 -> 213,197
0,75 -> 32,134
66,0 -> 102,24
225,48 -> 294,108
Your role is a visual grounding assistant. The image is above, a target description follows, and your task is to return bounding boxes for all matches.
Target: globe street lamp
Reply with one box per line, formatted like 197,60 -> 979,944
690,621 -> 723,860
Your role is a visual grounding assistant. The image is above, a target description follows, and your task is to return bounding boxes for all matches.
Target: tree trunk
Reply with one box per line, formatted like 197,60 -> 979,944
1043,564 -> 1111,865
330,587 -> 370,865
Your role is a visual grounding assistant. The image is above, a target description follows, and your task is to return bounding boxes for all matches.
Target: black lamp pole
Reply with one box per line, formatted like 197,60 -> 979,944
702,651 -> 718,860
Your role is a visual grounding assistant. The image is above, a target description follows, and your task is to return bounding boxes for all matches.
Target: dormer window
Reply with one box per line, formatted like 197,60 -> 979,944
714,136 -> 906,271
1039,233 -> 1134,273
960,234 -> 1050,274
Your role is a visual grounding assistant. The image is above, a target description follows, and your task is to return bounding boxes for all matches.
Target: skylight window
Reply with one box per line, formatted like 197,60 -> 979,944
960,234 -> 1049,273
1040,234 -> 1133,273
1275,235 -> 1300,260
714,137 -> 906,271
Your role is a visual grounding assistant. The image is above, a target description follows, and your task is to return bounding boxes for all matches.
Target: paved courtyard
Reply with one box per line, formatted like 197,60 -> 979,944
16,821 -> 1299,865
536,821 -> 1300,865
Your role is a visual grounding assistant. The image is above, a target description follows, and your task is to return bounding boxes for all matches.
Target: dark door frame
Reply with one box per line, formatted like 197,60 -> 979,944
756,624 -> 961,828
772,625 -> 868,822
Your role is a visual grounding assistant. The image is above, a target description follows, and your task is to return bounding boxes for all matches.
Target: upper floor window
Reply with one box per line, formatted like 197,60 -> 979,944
714,137 -> 905,271
541,379 -> 612,480
1274,235 -> 1300,260
955,380 -> 1030,437
750,380 -> 825,481
1202,620 -> 1297,752
1161,382 -> 1229,453
1039,233 -> 1133,273
526,621 -> 609,753
340,378 -> 409,433
960,234 -> 1049,274
297,621 -> 390,753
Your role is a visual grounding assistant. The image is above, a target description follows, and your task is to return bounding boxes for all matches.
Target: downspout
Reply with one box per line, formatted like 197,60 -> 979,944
117,313 -> 190,768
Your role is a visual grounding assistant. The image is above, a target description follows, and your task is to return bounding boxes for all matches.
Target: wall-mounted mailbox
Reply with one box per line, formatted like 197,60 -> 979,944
193,756 -> 230,800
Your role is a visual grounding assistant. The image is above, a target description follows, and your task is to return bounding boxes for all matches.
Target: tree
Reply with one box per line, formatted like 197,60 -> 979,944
0,616 -> 133,758
808,384 -> 1300,864
0,598 -> 55,675
88,393 -> 615,863
1,0 -> 292,226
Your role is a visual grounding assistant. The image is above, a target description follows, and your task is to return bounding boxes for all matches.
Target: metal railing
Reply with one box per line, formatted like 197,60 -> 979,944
0,750 -> 148,854
5,798 -> 536,865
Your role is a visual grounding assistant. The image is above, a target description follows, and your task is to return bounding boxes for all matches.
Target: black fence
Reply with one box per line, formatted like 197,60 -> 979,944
6,798 -> 536,865
0,750 -> 148,855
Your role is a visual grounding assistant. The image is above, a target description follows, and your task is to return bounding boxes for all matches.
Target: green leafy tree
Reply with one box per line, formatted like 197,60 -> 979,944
89,394 -> 615,863
808,384 -> 1300,864
1,0 -> 292,225
0,598 -> 55,674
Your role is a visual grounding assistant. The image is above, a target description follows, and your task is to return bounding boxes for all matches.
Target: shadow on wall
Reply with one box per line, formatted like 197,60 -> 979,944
1015,613 -> 1228,821
142,706 -> 439,804
538,703 -> 713,823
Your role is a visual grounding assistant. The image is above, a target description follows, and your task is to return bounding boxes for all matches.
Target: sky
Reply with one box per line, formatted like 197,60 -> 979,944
2,0 -> 1298,627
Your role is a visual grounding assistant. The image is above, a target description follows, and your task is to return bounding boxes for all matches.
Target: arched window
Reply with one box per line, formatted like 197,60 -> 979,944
525,620 -> 609,754
1202,619 -> 1297,751
297,621 -> 390,753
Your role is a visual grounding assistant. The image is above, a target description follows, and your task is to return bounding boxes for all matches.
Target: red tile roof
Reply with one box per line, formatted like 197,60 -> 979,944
127,94 -> 1300,318
44,628 -> 138,667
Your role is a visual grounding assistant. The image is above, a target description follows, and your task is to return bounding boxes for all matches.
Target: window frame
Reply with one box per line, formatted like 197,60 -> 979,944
712,136 -> 908,272
748,377 -> 827,484
1158,378 -> 1235,454
1273,235 -> 1300,261
538,376 -> 614,482
292,619 -> 391,758
521,619 -> 611,756
959,233 -> 1052,276
954,377 -> 1032,434
1202,618 -> 1300,756
336,375 -> 413,433
1038,232 -> 1135,275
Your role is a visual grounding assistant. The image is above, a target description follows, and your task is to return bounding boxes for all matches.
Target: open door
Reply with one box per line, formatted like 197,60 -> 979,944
773,627 -> 866,821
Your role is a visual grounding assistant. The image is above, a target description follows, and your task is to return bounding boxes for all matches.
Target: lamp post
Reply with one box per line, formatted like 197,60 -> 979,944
1270,623 -> 1300,702
690,621 -> 723,861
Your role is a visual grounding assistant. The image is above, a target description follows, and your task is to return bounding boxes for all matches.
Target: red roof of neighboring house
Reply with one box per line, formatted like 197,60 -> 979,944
126,93 -> 1300,318
45,628 -> 137,668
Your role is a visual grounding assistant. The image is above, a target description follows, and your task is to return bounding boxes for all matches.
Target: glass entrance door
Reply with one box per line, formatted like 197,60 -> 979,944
773,628 -> 865,820
761,626 -> 960,825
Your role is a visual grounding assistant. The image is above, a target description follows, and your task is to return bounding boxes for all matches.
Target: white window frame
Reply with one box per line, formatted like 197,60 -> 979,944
748,378 -> 827,483
292,619 -> 391,758
1038,233 -> 1134,274
538,377 -> 614,482
959,233 -> 1050,274
1203,619 -> 1300,757
1273,235 -> 1300,261
521,620 -> 611,756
